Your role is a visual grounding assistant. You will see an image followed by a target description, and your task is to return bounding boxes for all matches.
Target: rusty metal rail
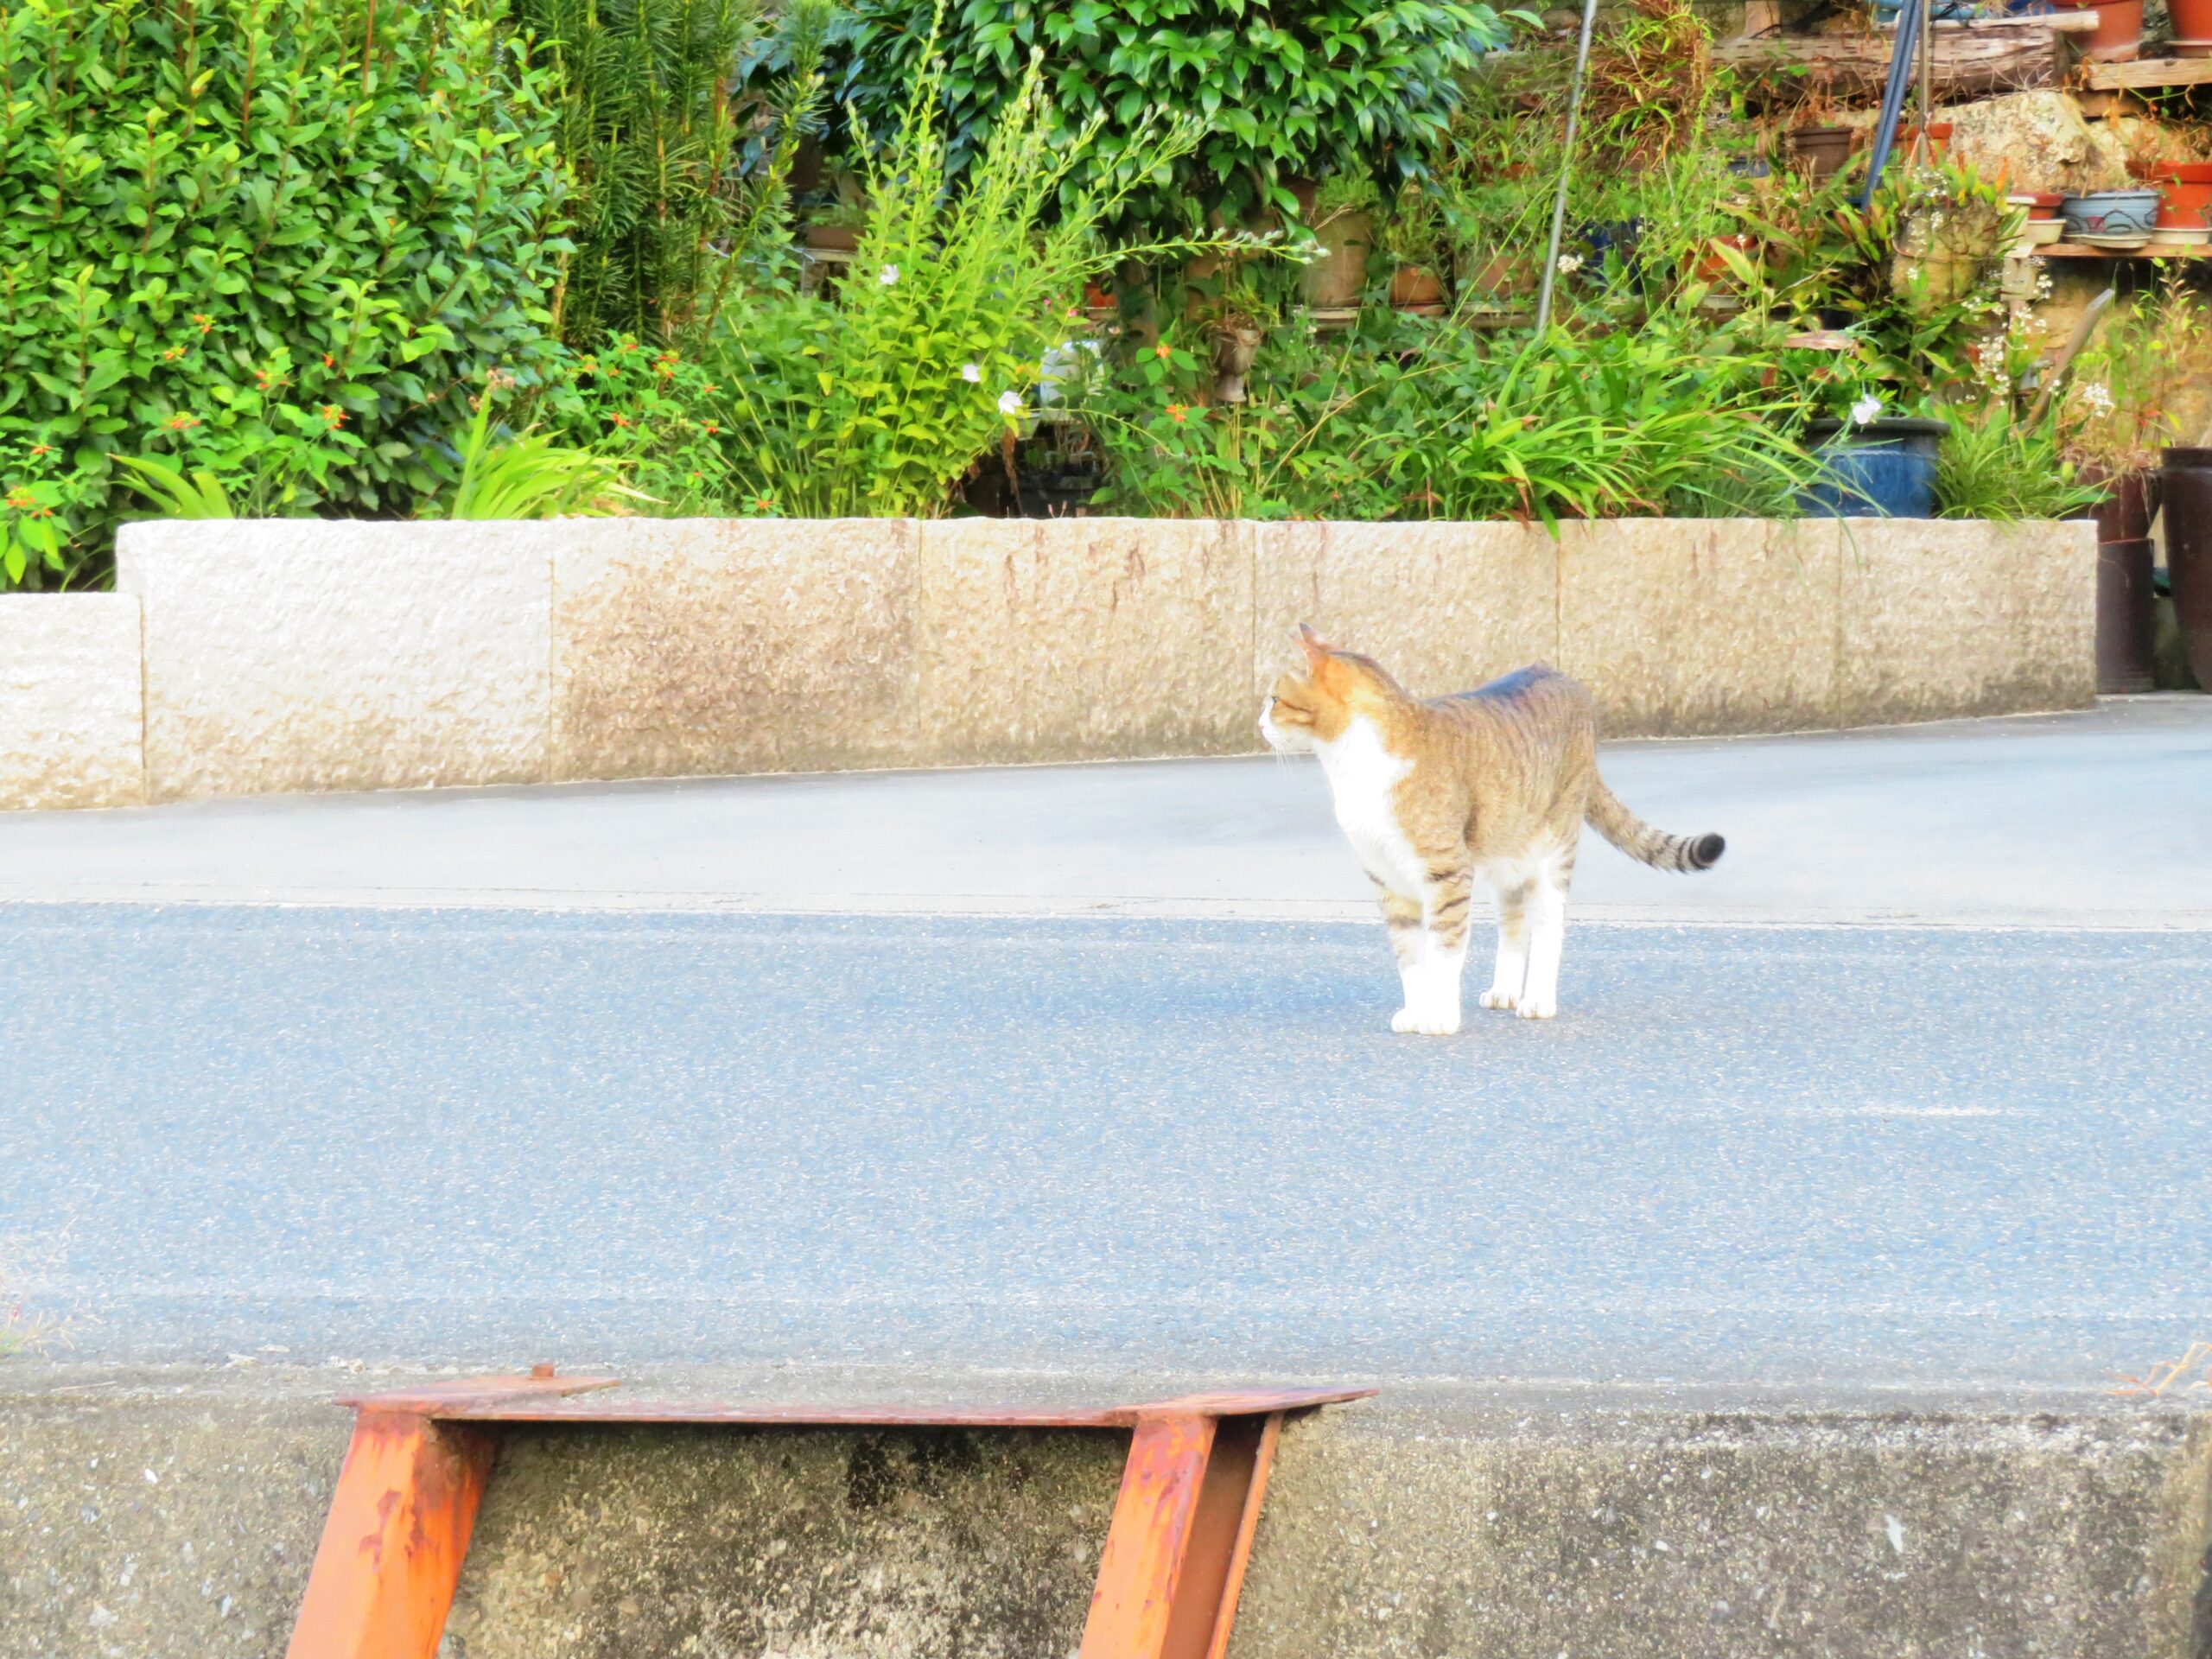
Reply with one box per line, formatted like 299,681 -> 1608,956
283,1367 -> 1373,1659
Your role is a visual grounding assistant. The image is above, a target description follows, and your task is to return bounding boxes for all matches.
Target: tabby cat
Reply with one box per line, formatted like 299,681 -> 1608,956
1260,626 -> 1724,1035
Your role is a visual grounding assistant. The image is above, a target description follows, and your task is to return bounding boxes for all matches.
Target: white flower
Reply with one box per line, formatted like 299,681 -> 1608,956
1850,393 -> 1884,427
1554,253 -> 1584,276
960,362 -> 982,383
878,264 -> 899,286
997,389 -> 1024,416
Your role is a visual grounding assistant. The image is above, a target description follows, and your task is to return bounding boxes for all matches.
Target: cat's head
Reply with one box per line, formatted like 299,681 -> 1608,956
1260,625 -> 1402,753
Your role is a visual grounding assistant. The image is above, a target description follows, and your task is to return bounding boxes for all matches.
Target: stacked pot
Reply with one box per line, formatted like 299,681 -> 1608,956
2088,468 -> 2160,693
2160,453 -> 2212,690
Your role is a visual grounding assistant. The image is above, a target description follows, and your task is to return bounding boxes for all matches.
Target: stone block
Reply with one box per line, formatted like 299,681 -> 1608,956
1838,519 -> 2096,726
1253,520 -> 1558,704
916,518 -> 1255,764
116,521 -> 552,801
0,594 -> 144,810
554,518 -> 922,779
1557,518 -> 1843,737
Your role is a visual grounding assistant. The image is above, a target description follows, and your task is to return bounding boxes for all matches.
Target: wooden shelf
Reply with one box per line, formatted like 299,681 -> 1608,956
1718,17 -> 2079,101
2034,241 -> 2212,257
2080,54 -> 2212,89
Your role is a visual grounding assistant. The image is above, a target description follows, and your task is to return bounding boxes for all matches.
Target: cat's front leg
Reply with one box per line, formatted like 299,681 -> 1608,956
1374,881 -> 1433,1033
1396,859 -> 1472,1036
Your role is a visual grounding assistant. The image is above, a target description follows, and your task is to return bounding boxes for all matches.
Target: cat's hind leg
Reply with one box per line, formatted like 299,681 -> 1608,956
1517,843 -> 1579,1020
1479,877 -> 1532,1011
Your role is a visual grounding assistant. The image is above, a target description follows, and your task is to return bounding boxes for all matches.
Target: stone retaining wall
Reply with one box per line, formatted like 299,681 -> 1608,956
3,1374 -> 2207,1659
0,517 -> 2096,810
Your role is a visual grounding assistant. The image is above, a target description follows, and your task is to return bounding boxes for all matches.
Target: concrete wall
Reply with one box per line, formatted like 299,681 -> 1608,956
0,516 -> 2098,810
0,595 -> 145,810
3,1375 -> 2207,1659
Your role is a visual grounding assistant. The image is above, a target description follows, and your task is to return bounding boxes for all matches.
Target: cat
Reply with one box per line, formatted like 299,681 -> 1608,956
1259,625 -> 1723,1036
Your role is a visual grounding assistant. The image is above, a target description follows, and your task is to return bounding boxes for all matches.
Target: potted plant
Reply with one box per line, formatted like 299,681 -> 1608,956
2171,0 -> 2212,48
1195,269 -> 1272,404
2064,280 -> 2204,689
2051,0 -> 2143,61
1380,184 -> 1448,312
1301,175 -> 1380,308
804,194 -> 868,253
1784,76 -> 1854,181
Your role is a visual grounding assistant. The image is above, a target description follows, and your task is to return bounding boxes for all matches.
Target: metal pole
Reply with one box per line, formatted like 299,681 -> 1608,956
1916,0 -> 1934,167
1535,0 -> 1604,335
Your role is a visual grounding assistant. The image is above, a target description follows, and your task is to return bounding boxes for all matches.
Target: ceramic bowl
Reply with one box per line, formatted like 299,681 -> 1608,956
2062,188 -> 2161,244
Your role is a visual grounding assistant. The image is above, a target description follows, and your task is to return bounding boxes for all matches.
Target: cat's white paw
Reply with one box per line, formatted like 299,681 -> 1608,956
1516,998 -> 1557,1020
1478,988 -> 1518,1011
1393,1003 -> 1461,1036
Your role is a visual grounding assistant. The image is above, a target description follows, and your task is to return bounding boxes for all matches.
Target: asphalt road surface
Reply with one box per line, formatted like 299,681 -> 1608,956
4,700 -> 2209,1389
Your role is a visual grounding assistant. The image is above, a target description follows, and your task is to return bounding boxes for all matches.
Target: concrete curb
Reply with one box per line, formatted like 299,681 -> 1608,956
1,517 -> 2096,810
3,1369 -> 2204,1658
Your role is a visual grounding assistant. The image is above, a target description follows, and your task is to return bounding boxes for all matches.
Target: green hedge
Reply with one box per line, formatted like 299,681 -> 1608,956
0,0 -> 569,588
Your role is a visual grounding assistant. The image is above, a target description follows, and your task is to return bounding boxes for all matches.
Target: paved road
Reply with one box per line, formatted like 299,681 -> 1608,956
3,696 -> 2209,927
5,915 -> 2209,1387
3,700 -> 2209,1388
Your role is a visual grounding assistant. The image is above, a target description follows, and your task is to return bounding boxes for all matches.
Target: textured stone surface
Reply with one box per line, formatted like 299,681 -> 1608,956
6,1374 -> 2208,1659
115,520 -> 552,802
446,1425 -> 1119,1659
1253,520 -> 1558,703
915,518 -> 1255,764
0,595 -> 143,810
0,1387 -> 340,1656
1237,1401 -> 2212,1659
1838,519 -> 2095,726
555,518 -> 923,780
1557,518 -> 1842,736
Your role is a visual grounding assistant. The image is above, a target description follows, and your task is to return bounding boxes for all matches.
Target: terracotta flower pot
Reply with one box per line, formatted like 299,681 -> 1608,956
804,223 -> 861,252
2054,0 -> 2143,61
1694,233 -> 1759,283
2144,161 -> 2212,229
2175,0 -> 2212,35
1389,265 -> 1446,309
1461,253 -> 1535,300
1896,122 -> 1954,162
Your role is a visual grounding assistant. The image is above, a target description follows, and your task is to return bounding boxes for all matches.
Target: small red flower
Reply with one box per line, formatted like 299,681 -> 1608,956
4,486 -> 35,512
192,313 -> 213,334
164,412 -> 201,432
29,443 -> 52,458
322,353 -> 336,370
1154,342 -> 1173,360
161,345 -> 187,363
609,414 -> 633,429
1166,402 -> 1190,423
318,404 -> 345,429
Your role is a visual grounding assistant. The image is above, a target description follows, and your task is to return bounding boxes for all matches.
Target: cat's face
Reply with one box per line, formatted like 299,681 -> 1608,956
1259,626 -> 1373,753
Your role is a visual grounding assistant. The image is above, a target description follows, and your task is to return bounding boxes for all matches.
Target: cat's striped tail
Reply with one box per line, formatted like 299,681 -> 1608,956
1586,778 -> 1725,873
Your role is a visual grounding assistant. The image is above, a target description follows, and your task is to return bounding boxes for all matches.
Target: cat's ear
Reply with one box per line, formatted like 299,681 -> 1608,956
1296,623 -> 1330,667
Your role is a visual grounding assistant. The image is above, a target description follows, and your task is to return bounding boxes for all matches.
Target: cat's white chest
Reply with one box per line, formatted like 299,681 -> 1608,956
1319,715 -> 1421,894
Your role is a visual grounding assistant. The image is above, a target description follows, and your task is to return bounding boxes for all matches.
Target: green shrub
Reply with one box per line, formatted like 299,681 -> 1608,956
704,42 -> 1206,517
0,0 -> 569,588
1082,309 -> 1821,525
823,0 -> 1512,232
518,0 -> 834,347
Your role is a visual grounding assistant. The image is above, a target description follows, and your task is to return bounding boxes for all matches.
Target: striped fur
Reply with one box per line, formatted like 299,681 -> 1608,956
1259,626 -> 1722,1034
